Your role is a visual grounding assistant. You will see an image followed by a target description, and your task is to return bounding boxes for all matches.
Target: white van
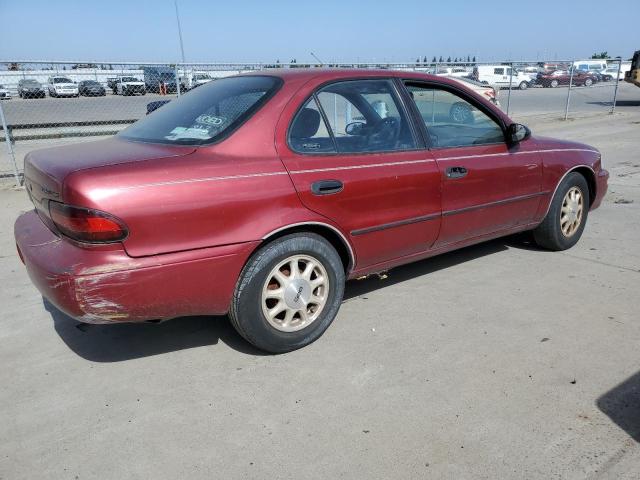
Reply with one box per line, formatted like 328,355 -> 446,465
472,65 -> 532,90
573,60 -> 608,74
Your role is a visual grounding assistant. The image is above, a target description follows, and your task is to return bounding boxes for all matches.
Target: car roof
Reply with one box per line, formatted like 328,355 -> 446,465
242,67 -> 466,86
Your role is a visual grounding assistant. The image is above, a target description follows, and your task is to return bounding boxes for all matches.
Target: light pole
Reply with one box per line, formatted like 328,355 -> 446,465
174,0 -> 186,63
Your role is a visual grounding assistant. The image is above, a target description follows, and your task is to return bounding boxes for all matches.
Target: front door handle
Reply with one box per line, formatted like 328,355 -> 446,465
445,166 -> 468,179
311,179 -> 344,195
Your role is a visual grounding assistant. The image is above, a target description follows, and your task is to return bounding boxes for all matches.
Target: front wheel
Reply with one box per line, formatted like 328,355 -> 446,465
584,78 -> 593,87
230,233 -> 345,353
533,172 -> 590,251
550,79 -> 559,88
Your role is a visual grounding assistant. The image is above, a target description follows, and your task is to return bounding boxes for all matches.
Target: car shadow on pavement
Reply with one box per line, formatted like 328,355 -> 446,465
45,299 -> 267,362
597,371 -> 640,443
45,234 -> 538,362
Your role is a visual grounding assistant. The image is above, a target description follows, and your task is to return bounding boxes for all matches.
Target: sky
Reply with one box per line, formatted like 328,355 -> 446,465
0,0 -> 638,64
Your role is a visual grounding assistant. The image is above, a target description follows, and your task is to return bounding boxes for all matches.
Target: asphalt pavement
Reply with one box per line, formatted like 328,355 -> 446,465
1,108 -> 639,479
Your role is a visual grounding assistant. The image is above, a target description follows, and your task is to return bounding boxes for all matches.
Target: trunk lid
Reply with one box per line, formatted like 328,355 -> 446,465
24,137 -> 195,224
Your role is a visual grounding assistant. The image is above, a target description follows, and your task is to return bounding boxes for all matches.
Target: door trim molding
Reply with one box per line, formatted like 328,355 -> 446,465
442,191 -> 550,217
351,213 -> 440,236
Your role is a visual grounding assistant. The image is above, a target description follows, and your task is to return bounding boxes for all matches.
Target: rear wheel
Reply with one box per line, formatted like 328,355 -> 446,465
584,78 -> 593,87
533,172 -> 589,251
550,79 -> 559,88
230,233 -> 345,353
519,81 -> 529,90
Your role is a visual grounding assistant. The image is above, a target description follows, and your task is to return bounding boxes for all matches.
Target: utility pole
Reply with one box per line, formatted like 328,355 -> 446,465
174,0 -> 186,63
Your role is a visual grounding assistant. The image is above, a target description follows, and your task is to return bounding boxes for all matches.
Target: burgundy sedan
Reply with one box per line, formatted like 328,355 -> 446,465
536,69 -> 597,88
15,69 -> 608,353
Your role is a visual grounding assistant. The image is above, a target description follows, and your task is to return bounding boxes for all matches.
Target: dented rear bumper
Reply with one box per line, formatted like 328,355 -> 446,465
15,210 -> 258,323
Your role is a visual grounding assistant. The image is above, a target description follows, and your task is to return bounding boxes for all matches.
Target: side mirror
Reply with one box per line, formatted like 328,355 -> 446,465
345,121 -> 365,136
507,123 -> 531,144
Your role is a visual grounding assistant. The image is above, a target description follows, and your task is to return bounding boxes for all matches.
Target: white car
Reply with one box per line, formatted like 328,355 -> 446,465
603,64 -> 631,81
47,76 -> 80,97
433,66 -> 471,78
446,76 -> 500,106
47,76 -> 79,97
472,65 -> 532,90
182,72 -> 214,90
115,77 -> 146,96
0,84 -> 11,100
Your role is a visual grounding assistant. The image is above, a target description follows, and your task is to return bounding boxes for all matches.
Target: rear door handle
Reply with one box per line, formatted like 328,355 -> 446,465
311,179 -> 344,195
445,166 -> 468,179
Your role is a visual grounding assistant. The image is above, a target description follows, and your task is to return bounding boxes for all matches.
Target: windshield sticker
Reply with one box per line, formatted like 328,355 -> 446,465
165,126 -> 211,141
195,114 -> 225,127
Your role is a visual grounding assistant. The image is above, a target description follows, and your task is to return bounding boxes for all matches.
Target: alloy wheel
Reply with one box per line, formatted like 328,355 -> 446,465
560,186 -> 584,237
261,254 -> 330,332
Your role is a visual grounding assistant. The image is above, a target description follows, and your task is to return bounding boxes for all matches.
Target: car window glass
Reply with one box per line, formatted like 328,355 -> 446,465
314,79 -> 416,153
288,97 -> 336,154
494,68 -> 504,75
405,84 -> 505,148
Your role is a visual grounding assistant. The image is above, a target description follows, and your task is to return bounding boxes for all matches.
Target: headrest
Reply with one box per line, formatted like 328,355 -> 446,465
291,107 -> 321,138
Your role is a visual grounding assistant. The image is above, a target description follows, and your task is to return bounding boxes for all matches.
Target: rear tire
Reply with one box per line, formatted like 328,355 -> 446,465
550,80 -> 559,88
229,233 -> 345,353
519,81 -> 529,90
584,78 -> 593,87
533,172 -> 590,251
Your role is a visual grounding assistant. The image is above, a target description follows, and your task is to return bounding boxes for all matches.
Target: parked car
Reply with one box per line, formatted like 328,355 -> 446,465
446,76 -> 500,106
472,65 -> 532,89
182,72 -> 214,90
574,60 -> 608,75
0,84 -> 11,100
433,66 -> 471,78
15,70 -> 608,353
17,79 -> 46,98
47,76 -> 79,97
604,63 -> 630,81
114,77 -> 146,96
536,70 -> 597,87
78,80 -> 106,96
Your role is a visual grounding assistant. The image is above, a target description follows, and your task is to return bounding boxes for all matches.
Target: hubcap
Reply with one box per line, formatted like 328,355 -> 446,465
261,255 -> 329,332
560,186 -> 584,237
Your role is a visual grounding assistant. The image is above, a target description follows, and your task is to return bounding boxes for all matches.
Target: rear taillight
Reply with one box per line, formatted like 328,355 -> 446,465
48,202 -> 128,243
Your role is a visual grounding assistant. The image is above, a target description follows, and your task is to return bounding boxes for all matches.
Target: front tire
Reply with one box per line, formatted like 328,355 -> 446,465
550,79 -> 559,88
533,172 -> 590,251
584,78 -> 593,87
229,233 -> 345,353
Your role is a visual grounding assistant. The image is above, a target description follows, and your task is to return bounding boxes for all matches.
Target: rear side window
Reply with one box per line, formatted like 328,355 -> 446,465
494,68 -> 504,75
119,76 -> 281,145
289,79 -> 416,154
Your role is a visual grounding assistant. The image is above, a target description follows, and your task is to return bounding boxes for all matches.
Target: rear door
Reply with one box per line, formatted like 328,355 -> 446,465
276,78 -> 441,270
402,80 -> 543,247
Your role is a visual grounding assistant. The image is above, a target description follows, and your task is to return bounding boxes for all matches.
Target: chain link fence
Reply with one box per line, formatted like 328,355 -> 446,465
0,59 -> 632,185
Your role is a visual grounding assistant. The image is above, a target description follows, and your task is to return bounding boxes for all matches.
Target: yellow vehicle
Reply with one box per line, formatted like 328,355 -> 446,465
625,50 -> 640,87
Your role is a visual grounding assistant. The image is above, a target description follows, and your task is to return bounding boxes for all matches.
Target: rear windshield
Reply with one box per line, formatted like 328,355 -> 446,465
119,75 -> 281,145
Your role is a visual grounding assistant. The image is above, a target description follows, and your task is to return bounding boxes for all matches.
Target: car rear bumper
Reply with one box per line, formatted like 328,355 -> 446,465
15,210 -> 258,324
592,168 -> 609,210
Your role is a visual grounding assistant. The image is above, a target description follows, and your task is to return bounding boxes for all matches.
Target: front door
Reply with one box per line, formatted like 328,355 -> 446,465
276,78 -> 441,270
403,81 -> 543,247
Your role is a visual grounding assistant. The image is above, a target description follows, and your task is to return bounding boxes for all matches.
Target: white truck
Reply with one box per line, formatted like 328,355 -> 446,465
181,72 -> 214,90
472,65 -> 532,90
112,76 -> 146,96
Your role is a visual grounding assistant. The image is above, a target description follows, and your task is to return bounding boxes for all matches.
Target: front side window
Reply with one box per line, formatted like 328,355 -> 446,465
405,83 -> 505,148
289,79 -> 416,154
119,75 -> 281,145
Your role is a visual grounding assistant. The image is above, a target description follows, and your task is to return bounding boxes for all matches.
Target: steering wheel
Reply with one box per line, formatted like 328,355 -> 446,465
366,117 -> 400,151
